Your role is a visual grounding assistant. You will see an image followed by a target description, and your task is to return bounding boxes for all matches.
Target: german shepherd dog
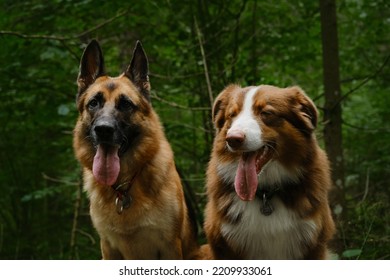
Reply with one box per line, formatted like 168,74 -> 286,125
202,85 -> 335,259
73,40 -> 198,259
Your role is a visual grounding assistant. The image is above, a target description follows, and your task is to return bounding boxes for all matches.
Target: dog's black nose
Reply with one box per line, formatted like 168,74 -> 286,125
94,121 -> 115,142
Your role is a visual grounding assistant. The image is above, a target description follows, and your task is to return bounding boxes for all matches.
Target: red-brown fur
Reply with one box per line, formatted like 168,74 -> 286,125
73,40 -> 198,259
202,84 -> 335,259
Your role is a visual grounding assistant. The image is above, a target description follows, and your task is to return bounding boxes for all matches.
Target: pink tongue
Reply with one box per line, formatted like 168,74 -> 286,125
234,152 -> 258,201
92,145 -> 120,186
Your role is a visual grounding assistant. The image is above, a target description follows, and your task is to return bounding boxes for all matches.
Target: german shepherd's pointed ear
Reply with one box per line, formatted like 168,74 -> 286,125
77,40 -> 106,100
125,41 -> 151,102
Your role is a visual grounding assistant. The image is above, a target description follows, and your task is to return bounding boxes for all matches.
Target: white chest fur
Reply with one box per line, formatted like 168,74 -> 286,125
221,195 -> 317,259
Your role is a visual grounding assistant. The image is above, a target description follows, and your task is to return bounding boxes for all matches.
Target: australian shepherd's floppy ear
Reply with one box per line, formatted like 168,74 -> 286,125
203,84 -> 335,259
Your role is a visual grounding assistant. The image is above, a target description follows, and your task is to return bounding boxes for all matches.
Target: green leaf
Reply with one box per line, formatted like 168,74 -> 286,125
342,249 -> 362,258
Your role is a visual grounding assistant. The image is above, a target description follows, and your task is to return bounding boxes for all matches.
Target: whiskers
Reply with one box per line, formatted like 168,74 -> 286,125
84,134 -> 93,142
119,133 -> 129,154
264,140 -> 279,157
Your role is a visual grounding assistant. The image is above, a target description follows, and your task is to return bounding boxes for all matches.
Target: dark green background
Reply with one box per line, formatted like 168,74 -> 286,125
0,0 -> 389,259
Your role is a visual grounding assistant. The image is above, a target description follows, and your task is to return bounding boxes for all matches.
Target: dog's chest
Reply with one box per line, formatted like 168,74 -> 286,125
221,196 -> 317,259
89,193 -> 176,235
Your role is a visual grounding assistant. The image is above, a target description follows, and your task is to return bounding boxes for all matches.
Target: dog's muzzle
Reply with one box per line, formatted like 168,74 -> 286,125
93,117 -> 118,144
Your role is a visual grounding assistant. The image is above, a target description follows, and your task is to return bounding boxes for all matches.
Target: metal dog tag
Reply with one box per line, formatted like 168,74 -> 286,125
261,193 -> 273,216
115,194 -> 132,214
121,194 -> 132,209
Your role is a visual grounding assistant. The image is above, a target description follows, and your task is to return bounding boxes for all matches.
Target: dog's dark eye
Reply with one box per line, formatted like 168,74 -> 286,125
87,98 -> 100,110
87,92 -> 104,111
228,109 -> 238,119
117,96 -> 135,112
260,110 -> 275,121
228,113 -> 235,119
261,109 -> 283,126
261,110 -> 273,117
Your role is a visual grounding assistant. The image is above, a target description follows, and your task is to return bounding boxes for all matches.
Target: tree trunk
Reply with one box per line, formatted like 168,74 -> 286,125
319,0 -> 345,216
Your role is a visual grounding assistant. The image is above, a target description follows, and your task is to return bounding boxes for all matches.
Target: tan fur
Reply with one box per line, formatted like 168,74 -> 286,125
73,41 -> 198,259
202,84 -> 335,259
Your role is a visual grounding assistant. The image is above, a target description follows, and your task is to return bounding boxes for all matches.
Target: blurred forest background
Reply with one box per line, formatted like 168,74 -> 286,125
0,0 -> 389,260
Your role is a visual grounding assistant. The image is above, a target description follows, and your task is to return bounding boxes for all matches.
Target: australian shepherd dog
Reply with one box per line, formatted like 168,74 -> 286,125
202,84 -> 335,259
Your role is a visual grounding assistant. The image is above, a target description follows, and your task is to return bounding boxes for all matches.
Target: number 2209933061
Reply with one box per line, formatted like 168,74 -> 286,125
212,266 -> 272,276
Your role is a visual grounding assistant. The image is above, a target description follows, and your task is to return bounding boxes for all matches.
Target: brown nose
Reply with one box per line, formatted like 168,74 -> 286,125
226,131 -> 245,149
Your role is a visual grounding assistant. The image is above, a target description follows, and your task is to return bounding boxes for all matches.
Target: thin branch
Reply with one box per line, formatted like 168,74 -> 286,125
194,16 -> 214,108
357,217 -> 374,260
0,9 -> 130,42
312,93 -> 325,103
341,75 -> 371,84
361,168 -> 370,204
59,40 -> 80,62
342,120 -> 390,133
76,229 -> 96,245
168,122 -> 212,134
69,173 -> 83,260
42,173 -> 79,186
230,0 -> 248,80
150,71 -> 203,80
0,31 -> 69,41
316,54 -> 390,112
74,9 -> 129,39
151,92 -> 210,111
337,54 -> 390,105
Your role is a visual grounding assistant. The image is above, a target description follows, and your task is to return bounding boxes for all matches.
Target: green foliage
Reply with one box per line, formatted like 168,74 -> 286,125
342,249 -> 362,259
340,200 -> 390,259
0,0 -> 389,259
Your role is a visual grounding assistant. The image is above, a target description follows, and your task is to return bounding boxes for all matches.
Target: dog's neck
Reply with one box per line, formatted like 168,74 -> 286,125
111,170 -> 140,214
254,173 -> 304,216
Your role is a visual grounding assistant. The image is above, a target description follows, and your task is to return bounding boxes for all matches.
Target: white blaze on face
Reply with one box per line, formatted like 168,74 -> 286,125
227,87 -> 262,152
225,87 -> 268,201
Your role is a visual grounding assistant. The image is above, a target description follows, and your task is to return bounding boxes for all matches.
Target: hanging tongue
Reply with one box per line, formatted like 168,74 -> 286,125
234,152 -> 258,201
234,147 -> 272,201
92,145 -> 120,186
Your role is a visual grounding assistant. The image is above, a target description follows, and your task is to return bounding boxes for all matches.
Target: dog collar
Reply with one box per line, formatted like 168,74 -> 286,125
255,187 -> 280,216
111,171 -> 139,214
